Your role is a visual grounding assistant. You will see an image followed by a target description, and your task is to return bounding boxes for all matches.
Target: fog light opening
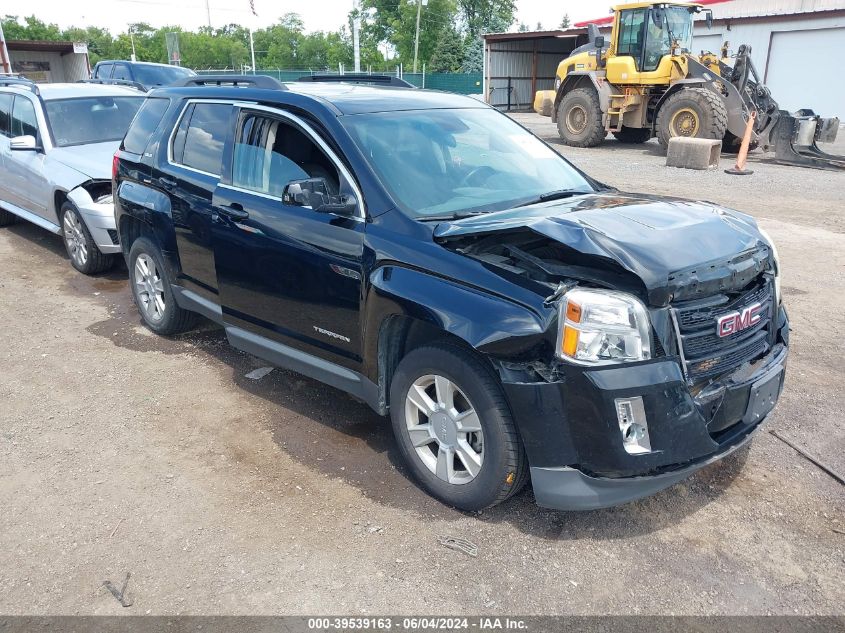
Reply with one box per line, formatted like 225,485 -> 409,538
615,397 -> 653,455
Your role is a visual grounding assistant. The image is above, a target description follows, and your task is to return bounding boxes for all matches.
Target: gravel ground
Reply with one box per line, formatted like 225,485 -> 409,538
0,115 -> 843,616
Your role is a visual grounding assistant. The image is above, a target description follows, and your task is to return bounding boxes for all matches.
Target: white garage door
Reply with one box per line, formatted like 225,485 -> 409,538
692,33 -> 724,55
766,28 -> 845,117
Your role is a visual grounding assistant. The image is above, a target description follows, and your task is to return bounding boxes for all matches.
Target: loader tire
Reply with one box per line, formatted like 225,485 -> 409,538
557,88 -> 606,148
613,126 -> 652,144
656,87 -> 728,148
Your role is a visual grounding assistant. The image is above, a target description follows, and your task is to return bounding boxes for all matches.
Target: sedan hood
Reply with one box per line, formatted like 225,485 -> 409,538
433,192 -> 771,305
49,141 -> 120,181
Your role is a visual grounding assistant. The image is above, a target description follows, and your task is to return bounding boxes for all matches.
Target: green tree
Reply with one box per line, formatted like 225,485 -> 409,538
362,0 -> 457,68
1,15 -> 64,41
559,14 -> 571,29
429,26 -> 464,72
456,0 -> 515,37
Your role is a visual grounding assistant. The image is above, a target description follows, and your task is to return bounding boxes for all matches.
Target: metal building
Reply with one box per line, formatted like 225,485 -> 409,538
3,40 -> 91,83
484,0 -> 845,117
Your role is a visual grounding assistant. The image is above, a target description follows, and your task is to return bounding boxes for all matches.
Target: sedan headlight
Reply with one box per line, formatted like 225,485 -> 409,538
556,288 -> 652,364
758,227 -> 781,306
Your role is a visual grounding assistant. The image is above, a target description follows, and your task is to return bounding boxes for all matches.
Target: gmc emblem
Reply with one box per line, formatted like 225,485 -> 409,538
717,302 -> 763,338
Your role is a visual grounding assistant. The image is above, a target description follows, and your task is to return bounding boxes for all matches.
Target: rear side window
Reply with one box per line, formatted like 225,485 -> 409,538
112,64 -> 131,81
123,97 -> 170,154
173,102 -> 230,175
96,63 -> 113,79
0,94 -> 11,137
11,97 -> 38,137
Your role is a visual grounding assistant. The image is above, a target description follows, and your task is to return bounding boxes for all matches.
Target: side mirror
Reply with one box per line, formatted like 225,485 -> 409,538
594,36 -> 605,49
10,135 -> 40,151
282,178 -> 358,217
315,193 -> 358,217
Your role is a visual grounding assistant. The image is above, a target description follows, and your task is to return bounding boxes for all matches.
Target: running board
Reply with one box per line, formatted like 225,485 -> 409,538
0,201 -> 61,234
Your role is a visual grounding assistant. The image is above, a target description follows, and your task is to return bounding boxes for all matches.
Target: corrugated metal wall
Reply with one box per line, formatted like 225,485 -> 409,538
8,50 -> 90,83
485,36 -> 580,110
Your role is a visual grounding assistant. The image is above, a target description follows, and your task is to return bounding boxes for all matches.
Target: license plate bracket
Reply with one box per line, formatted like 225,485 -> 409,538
743,365 -> 784,425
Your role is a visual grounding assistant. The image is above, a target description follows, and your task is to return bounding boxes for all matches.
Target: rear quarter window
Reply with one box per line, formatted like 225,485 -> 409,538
95,63 -> 113,79
0,93 -> 12,137
122,97 -> 170,155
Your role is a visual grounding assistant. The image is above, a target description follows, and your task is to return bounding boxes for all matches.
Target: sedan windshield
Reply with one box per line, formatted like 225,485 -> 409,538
133,64 -> 196,87
342,108 -> 594,218
45,97 -> 144,147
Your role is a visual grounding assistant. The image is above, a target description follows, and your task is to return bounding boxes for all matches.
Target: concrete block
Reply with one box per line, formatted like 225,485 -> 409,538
666,137 -> 722,170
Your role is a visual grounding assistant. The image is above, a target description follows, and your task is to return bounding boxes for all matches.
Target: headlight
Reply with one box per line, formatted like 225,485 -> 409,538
556,288 -> 652,364
758,228 -> 781,307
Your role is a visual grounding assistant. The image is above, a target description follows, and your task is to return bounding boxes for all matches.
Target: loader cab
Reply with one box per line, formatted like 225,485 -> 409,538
605,3 -> 698,85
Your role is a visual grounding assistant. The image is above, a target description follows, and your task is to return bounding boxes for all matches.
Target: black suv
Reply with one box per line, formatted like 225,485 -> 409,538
92,60 -> 196,91
114,75 -> 789,512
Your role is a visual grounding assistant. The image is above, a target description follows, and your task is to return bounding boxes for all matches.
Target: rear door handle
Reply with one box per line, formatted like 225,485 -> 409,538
217,203 -> 249,221
158,176 -> 177,189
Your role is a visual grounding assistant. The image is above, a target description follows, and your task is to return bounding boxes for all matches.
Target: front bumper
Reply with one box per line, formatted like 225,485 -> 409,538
67,189 -> 121,255
503,307 -> 789,511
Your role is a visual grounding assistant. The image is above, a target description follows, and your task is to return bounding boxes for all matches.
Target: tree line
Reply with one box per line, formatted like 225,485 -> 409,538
0,1 -> 569,73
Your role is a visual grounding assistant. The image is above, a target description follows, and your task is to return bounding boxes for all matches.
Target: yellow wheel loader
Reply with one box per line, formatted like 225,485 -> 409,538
534,1 -> 843,170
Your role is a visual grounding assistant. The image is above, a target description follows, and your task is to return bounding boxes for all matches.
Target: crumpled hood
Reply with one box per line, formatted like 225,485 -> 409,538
434,192 -> 771,305
49,141 -> 120,181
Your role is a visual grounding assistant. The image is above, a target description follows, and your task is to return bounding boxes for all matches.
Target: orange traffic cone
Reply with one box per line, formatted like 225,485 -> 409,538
725,111 -> 757,175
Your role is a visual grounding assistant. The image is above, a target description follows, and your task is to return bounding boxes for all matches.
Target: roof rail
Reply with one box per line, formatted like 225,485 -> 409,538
78,78 -> 147,92
0,76 -> 40,95
178,75 -> 286,90
296,73 -> 416,88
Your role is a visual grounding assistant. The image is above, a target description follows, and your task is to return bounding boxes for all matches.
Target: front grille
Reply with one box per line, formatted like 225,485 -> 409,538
672,277 -> 774,381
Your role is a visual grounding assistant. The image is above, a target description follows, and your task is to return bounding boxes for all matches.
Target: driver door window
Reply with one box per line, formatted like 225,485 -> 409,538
616,9 -> 646,69
232,113 -> 340,199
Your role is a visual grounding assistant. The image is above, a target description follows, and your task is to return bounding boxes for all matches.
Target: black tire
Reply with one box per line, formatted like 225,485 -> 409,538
0,206 -> 18,227
721,130 -> 758,154
556,87 -> 606,148
612,126 -> 652,144
128,236 -> 198,335
656,87 -> 728,148
389,342 -> 529,511
60,202 -> 114,275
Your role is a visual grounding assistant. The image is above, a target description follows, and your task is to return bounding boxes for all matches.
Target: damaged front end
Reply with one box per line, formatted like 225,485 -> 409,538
434,195 -> 789,509
67,180 -> 120,253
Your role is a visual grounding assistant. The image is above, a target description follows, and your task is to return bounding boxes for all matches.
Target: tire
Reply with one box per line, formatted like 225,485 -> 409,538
128,236 -> 198,335
612,126 -> 652,144
60,202 -> 114,275
556,88 -> 606,148
0,206 -> 18,227
389,342 -> 529,511
721,130 -> 758,154
656,87 -> 728,148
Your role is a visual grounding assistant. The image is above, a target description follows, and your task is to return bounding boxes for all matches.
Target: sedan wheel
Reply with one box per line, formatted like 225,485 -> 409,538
404,374 -> 484,485
63,207 -> 88,268
134,253 -> 166,323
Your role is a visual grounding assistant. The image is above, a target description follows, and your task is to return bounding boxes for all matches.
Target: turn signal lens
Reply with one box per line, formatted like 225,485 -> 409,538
562,325 -> 579,357
565,301 -> 582,323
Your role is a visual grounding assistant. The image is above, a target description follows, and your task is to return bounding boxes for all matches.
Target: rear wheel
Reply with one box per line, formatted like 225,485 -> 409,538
556,88 -> 606,148
61,202 -> 114,275
128,237 -> 197,335
389,342 -> 529,511
656,87 -> 728,148
612,126 -> 652,144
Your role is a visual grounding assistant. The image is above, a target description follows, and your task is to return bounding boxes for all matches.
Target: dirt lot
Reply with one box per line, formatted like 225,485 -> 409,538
0,116 -> 843,616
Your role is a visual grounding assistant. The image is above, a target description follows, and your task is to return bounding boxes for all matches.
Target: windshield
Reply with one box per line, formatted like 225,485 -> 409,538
45,97 -> 144,147
645,6 -> 694,65
133,64 -> 195,87
342,108 -> 593,218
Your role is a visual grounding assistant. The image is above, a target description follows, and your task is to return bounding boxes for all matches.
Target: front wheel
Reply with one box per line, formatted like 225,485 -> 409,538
61,202 -> 114,275
556,88 -> 606,148
389,342 -> 529,511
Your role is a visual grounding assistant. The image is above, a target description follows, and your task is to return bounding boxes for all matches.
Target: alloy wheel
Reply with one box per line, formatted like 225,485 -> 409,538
63,208 -> 88,268
134,253 -> 166,323
404,374 -> 484,485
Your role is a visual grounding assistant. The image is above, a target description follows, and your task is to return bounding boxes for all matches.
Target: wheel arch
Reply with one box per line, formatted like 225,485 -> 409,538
554,72 -> 614,122
364,265 -> 549,413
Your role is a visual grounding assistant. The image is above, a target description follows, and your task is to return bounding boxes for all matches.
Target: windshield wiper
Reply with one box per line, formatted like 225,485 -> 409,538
515,188 -> 590,207
418,211 -> 488,222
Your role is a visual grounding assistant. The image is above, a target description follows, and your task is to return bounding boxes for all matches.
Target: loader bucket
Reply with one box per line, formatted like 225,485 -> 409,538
770,110 -> 845,171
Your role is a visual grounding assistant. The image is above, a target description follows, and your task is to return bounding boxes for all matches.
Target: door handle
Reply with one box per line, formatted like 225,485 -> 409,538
158,176 -> 177,189
217,203 -> 249,221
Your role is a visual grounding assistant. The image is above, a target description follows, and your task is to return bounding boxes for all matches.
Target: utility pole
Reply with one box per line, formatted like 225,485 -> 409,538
129,25 -> 137,62
413,0 -> 422,73
205,0 -> 212,29
353,0 -> 361,72
0,19 -> 13,75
